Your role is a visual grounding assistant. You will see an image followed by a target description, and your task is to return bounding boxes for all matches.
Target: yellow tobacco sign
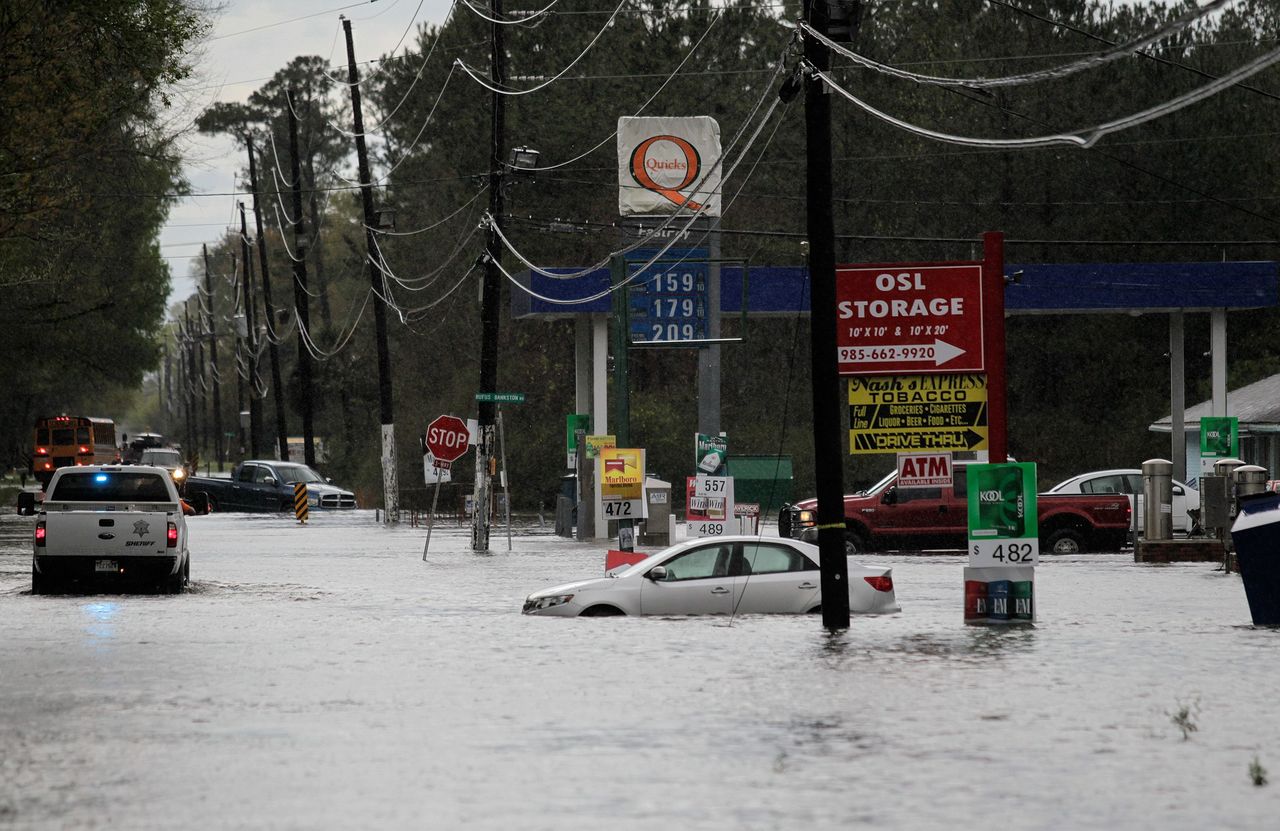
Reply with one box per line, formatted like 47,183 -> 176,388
848,374 -> 988,454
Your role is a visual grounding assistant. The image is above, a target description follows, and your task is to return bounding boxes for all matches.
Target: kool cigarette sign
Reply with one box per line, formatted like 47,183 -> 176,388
618,117 -> 722,217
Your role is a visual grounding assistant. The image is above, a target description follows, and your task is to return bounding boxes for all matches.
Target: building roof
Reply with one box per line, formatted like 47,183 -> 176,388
1152,372 -> 1280,434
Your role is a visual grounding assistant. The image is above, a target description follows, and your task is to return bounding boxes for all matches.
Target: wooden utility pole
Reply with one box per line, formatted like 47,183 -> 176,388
239,202 -> 264,458
803,0 -> 854,630
343,16 -> 399,522
202,244 -> 225,468
473,0 -> 506,552
287,88 -> 317,467
247,138 -> 290,460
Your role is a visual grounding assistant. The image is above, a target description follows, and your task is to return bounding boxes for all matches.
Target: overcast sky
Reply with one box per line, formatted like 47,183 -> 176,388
162,0 -> 452,306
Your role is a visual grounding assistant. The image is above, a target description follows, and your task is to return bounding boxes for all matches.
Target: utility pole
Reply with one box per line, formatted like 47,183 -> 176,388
287,87 -> 317,468
239,202 -> 264,458
180,311 -> 195,453
803,0 -> 856,630
202,244 -> 224,468
247,137 -> 290,461
472,0 -> 506,552
343,16 -> 399,522
191,298 -> 208,462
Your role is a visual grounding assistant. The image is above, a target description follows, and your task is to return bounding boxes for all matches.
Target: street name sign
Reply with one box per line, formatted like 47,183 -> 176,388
835,264 -> 984,375
848,374 -> 988,454
475,392 -> 525,403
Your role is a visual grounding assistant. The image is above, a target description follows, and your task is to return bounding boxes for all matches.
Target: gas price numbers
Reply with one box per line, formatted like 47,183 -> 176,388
628,255 -> 708,345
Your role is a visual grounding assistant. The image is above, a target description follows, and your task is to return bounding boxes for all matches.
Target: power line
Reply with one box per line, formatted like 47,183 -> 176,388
209,1 -> 379,41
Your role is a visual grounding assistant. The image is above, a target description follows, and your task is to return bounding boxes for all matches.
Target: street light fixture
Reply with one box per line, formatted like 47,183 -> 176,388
507,146 -> 540,173
374,208 -> 397,232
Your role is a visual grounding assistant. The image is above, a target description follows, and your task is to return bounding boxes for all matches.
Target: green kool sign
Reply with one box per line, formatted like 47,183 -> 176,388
1200,416 -> 1239,460
966,462 -> 1039,567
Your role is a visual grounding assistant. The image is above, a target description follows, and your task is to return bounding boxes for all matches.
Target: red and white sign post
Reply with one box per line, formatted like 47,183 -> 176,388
423,414 -> 471,559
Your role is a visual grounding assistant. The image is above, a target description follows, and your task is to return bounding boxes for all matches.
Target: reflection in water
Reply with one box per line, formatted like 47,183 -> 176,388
82,601 -> 120,643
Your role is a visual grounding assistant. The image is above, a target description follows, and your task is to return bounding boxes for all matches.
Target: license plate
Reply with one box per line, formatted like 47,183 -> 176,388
94,560 -> 118,573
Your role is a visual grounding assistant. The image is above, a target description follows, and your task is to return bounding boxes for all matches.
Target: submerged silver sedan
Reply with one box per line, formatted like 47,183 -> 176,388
523,536 -> 900,617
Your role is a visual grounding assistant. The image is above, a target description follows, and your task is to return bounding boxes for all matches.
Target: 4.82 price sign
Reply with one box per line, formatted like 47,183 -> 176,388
966,462 -> 1039,567
970,540 -> 1038,566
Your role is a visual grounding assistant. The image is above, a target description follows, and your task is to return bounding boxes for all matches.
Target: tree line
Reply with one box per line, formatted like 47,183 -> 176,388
5,1 -> 1279,507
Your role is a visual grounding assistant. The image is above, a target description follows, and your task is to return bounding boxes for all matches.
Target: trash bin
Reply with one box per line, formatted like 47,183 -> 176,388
1229,492 -> 1280,625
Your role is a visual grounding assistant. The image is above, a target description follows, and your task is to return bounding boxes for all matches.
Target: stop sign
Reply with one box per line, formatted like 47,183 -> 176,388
426,414 -> 470,463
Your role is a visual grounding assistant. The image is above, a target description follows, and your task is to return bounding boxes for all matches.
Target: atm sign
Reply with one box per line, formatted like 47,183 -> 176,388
897,452 -> 953,489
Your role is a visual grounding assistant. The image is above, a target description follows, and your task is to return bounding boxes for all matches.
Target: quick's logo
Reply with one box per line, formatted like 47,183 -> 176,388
629,135 -> 704,211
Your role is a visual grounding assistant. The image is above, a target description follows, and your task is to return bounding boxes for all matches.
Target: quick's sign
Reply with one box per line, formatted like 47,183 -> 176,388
618,117 -> 722,217
836,264 -> 984,375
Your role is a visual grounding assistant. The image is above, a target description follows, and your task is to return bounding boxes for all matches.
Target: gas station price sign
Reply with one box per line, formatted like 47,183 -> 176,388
627,251 -> 708,345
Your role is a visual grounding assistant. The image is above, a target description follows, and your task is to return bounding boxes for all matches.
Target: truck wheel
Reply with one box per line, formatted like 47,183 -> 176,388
1045,528 -> 1085,555
844,530 -> 866,556
31,559 -> 45,595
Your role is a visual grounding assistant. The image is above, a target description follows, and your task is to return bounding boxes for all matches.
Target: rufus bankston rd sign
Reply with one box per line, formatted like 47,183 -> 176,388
836,264 -> 985,376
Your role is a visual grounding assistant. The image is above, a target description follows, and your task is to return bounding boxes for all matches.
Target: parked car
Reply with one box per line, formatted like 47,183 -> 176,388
780,464 -> 1132,555
185,461 -> 356,513
1045,468 -> 1200,535
522,536 -> 900,617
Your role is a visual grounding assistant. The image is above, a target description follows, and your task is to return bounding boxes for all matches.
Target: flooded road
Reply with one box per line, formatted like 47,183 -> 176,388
1,510 -> 1277,829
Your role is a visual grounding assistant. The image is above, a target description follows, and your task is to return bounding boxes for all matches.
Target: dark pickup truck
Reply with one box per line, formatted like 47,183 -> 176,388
780,465 -> 1131,555
185,460 -> 357,513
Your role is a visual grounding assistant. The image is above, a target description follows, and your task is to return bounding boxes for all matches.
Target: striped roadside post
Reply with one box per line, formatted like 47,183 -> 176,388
293,482 -> 309,524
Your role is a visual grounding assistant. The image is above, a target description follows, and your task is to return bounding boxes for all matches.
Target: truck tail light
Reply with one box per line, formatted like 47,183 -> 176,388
35,521 -> 46,547
863,575 -> 893,593
166,522 -> 178,548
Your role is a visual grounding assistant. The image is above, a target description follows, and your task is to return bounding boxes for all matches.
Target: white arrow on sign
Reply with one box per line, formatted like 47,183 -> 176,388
849,339 -> 966,366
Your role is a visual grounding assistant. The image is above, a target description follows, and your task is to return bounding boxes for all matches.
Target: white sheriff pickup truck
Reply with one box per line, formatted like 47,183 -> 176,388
30,465 -> 199,594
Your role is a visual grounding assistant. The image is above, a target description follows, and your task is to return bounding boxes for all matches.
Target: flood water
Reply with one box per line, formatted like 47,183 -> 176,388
1,510 -> 1277,829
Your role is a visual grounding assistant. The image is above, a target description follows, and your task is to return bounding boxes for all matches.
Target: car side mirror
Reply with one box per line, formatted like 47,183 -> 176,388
1173,486 -> 1183,495
326,477 -> 333,484
881,487 -> 898,505
647,565 -> 668,581
262,477 -> 276,486
187,491 -> 211,516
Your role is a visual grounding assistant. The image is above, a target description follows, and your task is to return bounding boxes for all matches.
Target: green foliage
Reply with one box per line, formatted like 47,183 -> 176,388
0,0 -> 207,469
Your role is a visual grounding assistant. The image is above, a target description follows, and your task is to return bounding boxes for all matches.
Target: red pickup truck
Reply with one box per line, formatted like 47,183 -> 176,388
779,465 -> 1132,555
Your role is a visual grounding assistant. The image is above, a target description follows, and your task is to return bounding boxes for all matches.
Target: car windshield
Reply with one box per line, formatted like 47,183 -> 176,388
51,471 -> 171,502
142,450 -> 182,466
860,470 -> 898,495
272,464 -> 326,484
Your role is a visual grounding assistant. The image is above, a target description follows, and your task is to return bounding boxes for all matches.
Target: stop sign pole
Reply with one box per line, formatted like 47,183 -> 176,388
423,415 -> 470,559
